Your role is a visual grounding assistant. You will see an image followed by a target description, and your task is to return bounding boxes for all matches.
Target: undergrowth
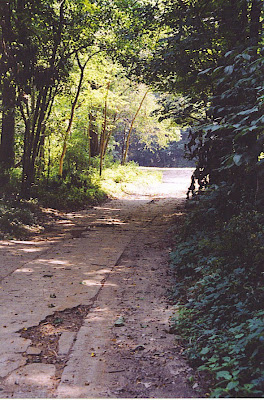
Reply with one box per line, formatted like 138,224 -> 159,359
0,199 -> 40,239
170,190 -> 264,398
36,169 -> 107,211
100,162 -> 162,197
0,168 -> 107,237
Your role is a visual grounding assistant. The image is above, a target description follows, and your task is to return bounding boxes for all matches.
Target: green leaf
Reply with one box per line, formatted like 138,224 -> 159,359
208,356 -> 218,362
212,388 -> 225,397
233,154 -> 243,166
224,50 -> 233,58
237,107 -> 258,116
235,333 -> 244,339
242,53 -> 251,61
226,381 -> 239,391
224,65 -> 234,75
197,365 -> 208,371
198,68 -> 212,76
216,371 -> 232,380
200,347 -> 210,355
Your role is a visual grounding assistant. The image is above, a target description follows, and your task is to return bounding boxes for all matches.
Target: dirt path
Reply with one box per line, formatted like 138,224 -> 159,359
0,168 -> 202,398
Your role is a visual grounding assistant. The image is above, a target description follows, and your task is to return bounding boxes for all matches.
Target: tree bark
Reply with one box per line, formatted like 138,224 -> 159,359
20,87 -> 50,198
0,78 -> 16,168
121,89 -> 149,165
59,54 -> 89,177
99,82 -> 110,176
103,112 -> 117,157
89,112 -> 100,158
249,0 -> 262,43
0,1 -> 16,181
87,113 -> 92,166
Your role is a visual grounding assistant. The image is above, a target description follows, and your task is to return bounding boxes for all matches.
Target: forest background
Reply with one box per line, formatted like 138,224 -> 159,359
0,0 -> 263,397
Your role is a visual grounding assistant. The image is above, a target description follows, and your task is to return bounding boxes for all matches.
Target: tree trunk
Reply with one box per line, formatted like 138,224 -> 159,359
87,112 -> 91,166
21,157 -> 35,199
249,0 -> 262,43
121,125 -> 127,163
99,82 -> 110,176
36,133 -> 45,179
0,78 -> 15,168
89,112 -> 100,157
103,112 -> 117,158
20,87 -> 49,198
59,54 -> 88,177
121,89 -> 149,165
0,1 -> 16,185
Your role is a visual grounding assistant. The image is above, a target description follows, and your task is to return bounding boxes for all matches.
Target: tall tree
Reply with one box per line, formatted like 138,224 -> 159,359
0,1 -> 16,184
59,53 -> 92,177
121,88 -> 149,165
1,0 -> 103,197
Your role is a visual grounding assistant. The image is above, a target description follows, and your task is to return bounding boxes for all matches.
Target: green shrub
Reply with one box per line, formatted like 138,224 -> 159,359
0,200 -> 36,238
36,170 -> 107,210
170,201 -> 264,397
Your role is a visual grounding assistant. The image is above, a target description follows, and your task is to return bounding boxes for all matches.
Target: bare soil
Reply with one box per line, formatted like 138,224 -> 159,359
0,168 -> 206,398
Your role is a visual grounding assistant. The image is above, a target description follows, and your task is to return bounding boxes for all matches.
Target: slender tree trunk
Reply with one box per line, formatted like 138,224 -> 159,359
0,78 -> 15,168
36,133 -> 45,179
59,54 -> 89,177
99,82 -> 110,176
248,0 -> 262,200
240,0 -> 249,43
87,113 -> 92,166
0,1 -> 16,185
47,135 -> 51,186
121,89 -> 149,165
103,113 -> 117,157
89,112 -> 99,158
20,87 -> 49,197
249,0 -> 262,43
121,124 -> 127,163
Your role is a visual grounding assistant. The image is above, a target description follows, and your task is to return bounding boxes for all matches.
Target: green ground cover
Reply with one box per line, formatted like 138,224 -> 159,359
170,192 -> 264,397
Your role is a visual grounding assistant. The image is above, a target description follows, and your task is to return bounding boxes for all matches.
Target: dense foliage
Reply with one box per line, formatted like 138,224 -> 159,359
170,196 -> 264,397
